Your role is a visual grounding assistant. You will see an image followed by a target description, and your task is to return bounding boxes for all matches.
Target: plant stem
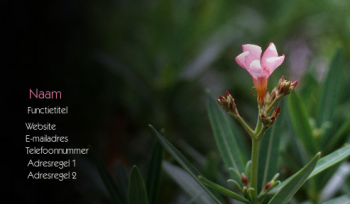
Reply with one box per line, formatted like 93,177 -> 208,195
250,138 -> 260,202
250,113 -> 263,203
266,95 -> 283,113
230,113 -> 255,137
254,116 -> 262,136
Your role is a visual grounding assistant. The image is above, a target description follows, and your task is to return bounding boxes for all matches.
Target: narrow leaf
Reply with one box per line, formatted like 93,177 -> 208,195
268,152 -> 321,204
206,93 -> 246,180
300,72 -> 320,113
284,108 -> 309,168
258,111 -> 283,192
145,141 -> 163,204
308,145 -> 350,179
317,48 -> 344,126
323,115 -> 350,153
149,125 -> 224,204
163,161 -> 217,204
203,152 -> 219,181
198,176 -> 249,203
288,91 -> 317,154
90,147 -> 125,204
270,145 -> 350,194
128,166 -> 149,204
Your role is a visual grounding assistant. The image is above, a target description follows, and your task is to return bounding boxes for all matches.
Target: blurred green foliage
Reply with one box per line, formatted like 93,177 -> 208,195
34,0 -> 349,203
78,0 -> 350,167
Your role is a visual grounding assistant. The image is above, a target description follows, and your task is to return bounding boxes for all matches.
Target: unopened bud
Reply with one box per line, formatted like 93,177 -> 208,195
217,91 -> 239,116
281,81 -> 291,93
279,76 -> 284,84
288,80 -> 298,93
259,111 -> 269,123
277,76 -> 297,96
277,76 -> 284,91
272,105 -> 281,118
270,87 -> 277,101
265,92 -> 272,105
242,186 -> 248,197
241,173 -> 248,186
272,173 -> 280,181
264,182 -> 272,190
260,106 -> 280,129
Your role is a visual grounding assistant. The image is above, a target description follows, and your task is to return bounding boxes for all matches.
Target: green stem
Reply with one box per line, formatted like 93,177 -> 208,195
256,127 -> 267,140
230,113 -> 255,137
250,113 -> 264,203
254,115 -> 262,137
250,138 -> 260,202
266,95 -> 283,114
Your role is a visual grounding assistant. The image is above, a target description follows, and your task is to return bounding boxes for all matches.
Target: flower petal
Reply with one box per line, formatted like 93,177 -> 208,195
242,44 -> 262,68
264,55 -> 285,74
261,42 -> 279,67
248,60 -> 263,79
235,51 -> 249,69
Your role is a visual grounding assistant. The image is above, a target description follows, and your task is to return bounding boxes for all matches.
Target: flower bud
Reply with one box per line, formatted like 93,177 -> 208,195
260,106 -> 280,129
264,182 -> 272,190
264,91 -> 272,105
241,173 -> 248,186
270,87 -> 277,101
272,105 -> 281,118
217,91 -> 239,116
242,186 -> 248,197
291,80 -> 298,89
288,80 -> 298,93
277,76 -> 285,92
277,76 -> 297,96
259,112 -> 270,127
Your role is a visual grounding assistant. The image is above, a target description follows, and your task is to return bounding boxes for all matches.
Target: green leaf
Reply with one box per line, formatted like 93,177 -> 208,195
300,72 -> 320,114
317,48 -> 344,126
288,91 -> 317,154
163,161 -> 217,204
270,145 -> 350,195
283,108 -> 309,168
128,165 -> 149,204
203,151 -> 219,181
145,141 -> 163,204
312,144 -> 350,189
149,125 -> 224,204
90,147 -> 125,204
323,115 -> 350,153
322,195 -> 350,204
308,145 -> 350,179
258,111 -> 283,192
206,93 -> 246,180
268,152 -> 321,204
198,176 -> 249,203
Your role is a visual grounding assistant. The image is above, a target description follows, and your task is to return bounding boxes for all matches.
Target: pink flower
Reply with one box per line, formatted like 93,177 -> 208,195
235,43 -> 285,102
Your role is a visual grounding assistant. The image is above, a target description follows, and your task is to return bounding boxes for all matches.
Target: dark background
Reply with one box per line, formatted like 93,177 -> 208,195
4,0 -> 350,203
